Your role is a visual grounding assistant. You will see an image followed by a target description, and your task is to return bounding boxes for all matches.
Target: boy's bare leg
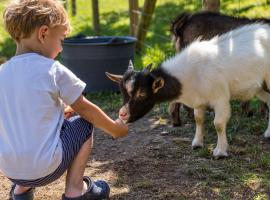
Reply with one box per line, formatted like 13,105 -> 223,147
13,185 -> 31,195
64,133 -> 93,198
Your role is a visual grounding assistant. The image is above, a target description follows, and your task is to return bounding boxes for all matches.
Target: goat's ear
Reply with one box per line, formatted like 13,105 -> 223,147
152,77 -> 164,93
105,72 -> 123,84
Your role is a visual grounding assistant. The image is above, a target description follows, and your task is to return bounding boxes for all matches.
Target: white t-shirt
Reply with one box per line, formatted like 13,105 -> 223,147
0,53 -> 86,179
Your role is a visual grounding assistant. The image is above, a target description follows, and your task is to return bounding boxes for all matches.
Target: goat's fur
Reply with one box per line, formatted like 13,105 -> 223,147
169,11 -> 270,126
163,23 -> 270,157
107,23 -> 270,157
171,11 -> 270,52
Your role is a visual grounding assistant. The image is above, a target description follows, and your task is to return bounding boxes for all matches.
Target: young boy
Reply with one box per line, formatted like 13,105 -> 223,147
0,0 -> 128,200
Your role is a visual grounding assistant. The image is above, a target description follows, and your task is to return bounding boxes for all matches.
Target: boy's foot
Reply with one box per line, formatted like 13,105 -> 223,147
62,176 -> 110,200
9,184 -> 34,200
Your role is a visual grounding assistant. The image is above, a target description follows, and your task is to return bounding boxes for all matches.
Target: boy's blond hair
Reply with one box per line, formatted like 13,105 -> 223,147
4,0 -> 70,42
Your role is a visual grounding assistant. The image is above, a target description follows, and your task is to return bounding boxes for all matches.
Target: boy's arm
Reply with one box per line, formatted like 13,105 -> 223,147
70,95 -> 128,138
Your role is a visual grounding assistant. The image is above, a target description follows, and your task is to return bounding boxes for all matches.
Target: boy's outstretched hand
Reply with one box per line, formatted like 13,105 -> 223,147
113,118 -> 128,138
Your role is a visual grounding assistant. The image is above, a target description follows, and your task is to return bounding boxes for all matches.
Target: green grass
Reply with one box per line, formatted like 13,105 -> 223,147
1,0 -> 270,63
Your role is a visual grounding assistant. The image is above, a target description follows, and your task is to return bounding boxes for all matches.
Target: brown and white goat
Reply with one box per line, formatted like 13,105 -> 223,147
107,24 -> 270,158
170,11 -> 270,126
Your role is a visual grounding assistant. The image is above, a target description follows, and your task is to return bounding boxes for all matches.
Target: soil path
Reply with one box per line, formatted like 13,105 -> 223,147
1,112 -> 269,199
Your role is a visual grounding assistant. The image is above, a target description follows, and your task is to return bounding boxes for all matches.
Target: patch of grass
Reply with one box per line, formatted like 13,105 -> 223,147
153,192 -> 187,200
113,176 -> 126,187
256,153 -> 270,169
242,173 -> 263,190
86,91 -> 122,113
132,178 -> 154,190
209,172 -> 229,181
194,146 -> 212,158
253,193 -> 269,200
141,45 -> 166,69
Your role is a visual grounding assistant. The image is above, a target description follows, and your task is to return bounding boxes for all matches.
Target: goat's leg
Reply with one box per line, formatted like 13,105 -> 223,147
259,81 -> 270,116
168,103 -> 181,126
255,90 -> 270,138
259,101 -> 268,116
184,105 -> 194,118
192,107 -> 206,149
241,101 -> 254,117
213,100 -> 231,158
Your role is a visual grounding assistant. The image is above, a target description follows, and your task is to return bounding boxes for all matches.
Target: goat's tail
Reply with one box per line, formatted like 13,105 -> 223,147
170,12 -> 191,35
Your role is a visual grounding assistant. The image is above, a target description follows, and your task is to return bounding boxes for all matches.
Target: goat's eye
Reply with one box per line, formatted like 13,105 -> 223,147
136,91 -> 147,99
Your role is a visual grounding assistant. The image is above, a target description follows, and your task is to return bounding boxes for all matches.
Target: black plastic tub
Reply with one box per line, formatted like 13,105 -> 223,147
61,36 -> 137,93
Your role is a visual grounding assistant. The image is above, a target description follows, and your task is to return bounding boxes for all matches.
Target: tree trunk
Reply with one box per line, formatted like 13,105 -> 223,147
135,0 -> 157,51
202,0 -> 220,12
92,0 -> 100,35
129,0 -> 139,36
71,0 -> 76,16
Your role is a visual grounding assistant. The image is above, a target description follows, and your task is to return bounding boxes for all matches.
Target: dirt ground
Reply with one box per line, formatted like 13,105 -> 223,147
1,108 -> 270,200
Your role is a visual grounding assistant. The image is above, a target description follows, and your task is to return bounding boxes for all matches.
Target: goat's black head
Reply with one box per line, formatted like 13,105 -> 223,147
106,61 -> 165,123
170,12 -> 191,52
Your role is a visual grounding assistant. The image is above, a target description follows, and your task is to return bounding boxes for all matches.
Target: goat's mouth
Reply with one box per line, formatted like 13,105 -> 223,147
119,105 -> 130,124
119,114 -> 130,124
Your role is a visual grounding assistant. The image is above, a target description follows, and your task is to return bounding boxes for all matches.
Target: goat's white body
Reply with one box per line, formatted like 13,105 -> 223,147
164,23 -> 270,108
162,24 -> 270,157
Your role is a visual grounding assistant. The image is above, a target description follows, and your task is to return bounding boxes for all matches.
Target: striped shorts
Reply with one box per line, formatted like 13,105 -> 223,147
9,116 -> 93,187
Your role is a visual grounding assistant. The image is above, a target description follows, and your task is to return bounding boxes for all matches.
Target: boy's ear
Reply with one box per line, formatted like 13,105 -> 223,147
38,25 -> 49,43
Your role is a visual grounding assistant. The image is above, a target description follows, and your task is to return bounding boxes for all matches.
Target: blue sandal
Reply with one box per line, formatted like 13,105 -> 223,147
9,184 -> 34,200
62,176 -> 110,200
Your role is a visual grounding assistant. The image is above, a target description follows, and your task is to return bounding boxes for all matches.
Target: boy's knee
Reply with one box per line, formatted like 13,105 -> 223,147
83,124 -> 93,147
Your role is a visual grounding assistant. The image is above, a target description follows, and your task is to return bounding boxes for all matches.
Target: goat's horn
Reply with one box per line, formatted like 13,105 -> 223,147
105,72 -> 123,84
128,60 -> 134,70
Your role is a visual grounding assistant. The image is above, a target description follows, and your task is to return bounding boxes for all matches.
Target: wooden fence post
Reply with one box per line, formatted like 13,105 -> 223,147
135,0 -> 157,51
129,0 -> 139,36
71,0 -> 76,16
202,0 -> 220,12
92,0 -> 100,35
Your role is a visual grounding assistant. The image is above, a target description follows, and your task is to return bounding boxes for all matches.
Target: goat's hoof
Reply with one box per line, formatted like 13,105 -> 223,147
264,134 -> 270,139
192,140 -> 204,149
172,119 -> 181,127
172,122 -> 182,127
192,145 -> 203,150
213,148 -> 228,158
247,111 -> 254,117
264,130 -> 270,138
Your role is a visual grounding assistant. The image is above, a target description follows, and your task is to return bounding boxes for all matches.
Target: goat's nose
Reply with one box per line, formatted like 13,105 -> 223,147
120,112 -> 127,117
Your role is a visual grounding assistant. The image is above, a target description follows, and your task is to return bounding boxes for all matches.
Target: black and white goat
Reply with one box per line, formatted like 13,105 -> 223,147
169,11 -> 270,126
107,23 -> 270,158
